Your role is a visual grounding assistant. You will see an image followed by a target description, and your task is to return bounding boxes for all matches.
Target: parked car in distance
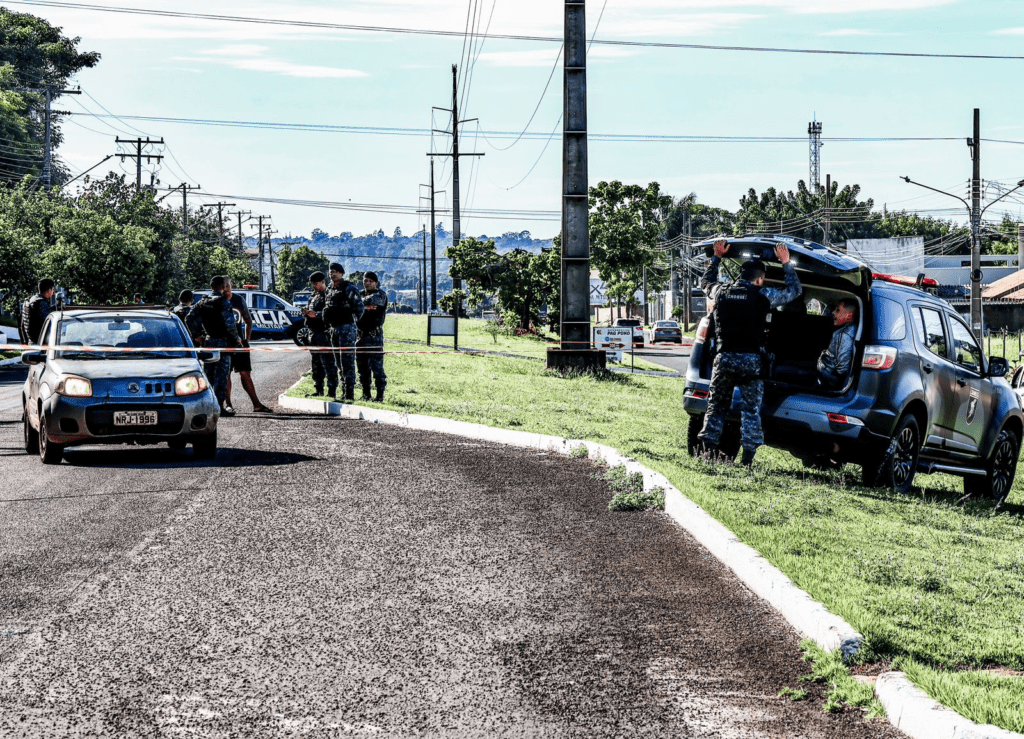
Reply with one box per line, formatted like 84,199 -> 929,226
21,305 -> 221,464
613,318 -> 644,348
650,320 -> 683,344
192,287 -> 302,340
683,234 -> 1023,501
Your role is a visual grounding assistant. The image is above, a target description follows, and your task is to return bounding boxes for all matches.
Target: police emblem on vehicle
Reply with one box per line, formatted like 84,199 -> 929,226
966,388 -> 980,425
127,382 -> 140,394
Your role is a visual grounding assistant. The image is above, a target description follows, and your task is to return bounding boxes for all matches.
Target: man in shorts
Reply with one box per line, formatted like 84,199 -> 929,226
223,278 -> 273,414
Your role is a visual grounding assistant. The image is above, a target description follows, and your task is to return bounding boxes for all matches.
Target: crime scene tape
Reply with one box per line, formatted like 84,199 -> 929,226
2,342 -> 445,355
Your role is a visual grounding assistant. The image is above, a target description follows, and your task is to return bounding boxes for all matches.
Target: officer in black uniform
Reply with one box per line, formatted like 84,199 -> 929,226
324,262 -> 364,401
172,289 -> 197,335
185,275 -> 243,415
698,240 -> 802,466
302,271 -> 338,398
356,271 -> 388,401
19,278 -> 55,346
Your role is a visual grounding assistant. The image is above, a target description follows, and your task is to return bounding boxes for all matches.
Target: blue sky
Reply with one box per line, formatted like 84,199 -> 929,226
14,0 -> 1024,241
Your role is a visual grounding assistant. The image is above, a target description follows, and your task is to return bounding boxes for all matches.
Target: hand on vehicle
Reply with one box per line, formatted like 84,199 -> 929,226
775,244 -> 790,264
713,239 -> 729,258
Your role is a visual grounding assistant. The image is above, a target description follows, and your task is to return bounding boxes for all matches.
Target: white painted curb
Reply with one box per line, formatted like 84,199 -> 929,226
279,381 -> 1024,739
876,672 -> 1022,739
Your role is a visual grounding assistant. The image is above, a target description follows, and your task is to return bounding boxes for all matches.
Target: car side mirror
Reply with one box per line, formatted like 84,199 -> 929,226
988,356 -> 1009,378
21,351 -> 45,365
197,350 -> 220,364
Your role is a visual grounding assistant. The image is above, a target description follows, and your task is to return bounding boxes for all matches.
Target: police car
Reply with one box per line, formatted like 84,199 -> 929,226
192,286 -> 303,340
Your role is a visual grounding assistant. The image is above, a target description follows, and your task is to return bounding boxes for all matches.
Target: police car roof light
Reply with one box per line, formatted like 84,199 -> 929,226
871,272 -> 938,289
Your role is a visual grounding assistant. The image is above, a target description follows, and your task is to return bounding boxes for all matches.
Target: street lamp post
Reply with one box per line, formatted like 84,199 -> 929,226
901,176 -> 1024,334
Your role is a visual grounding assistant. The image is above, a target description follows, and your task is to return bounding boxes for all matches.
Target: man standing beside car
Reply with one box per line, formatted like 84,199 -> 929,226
697,240 -> 802,466
186,275 -> 243,416
223,278 -> 272,414
817,299 -> 858,390
19,278 -> 55,346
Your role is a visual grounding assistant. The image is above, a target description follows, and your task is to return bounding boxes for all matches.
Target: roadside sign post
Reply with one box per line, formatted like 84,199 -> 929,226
593,326 -> 632,364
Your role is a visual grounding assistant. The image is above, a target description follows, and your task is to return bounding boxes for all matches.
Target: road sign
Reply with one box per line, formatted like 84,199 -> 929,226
593,326 -> 633,362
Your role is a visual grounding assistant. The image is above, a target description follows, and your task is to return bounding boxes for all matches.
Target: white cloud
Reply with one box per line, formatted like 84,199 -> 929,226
992,27 -> 1024,35
223,58 -> 368,78
819,29 -> 893,36
203,44 -> 271,57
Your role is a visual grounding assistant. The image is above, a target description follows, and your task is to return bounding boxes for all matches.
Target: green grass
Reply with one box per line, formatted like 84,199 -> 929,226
287,348 -> 1024,733
799,640 -> 885,718
898,658 -> 1024,732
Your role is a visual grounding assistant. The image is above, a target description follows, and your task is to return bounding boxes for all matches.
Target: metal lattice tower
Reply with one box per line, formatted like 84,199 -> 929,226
808,121 -> 823,193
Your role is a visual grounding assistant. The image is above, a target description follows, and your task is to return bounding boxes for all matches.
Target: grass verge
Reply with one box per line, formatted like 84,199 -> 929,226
287,347 -> 1024,732
798,640 -> 885,718
896,658 -> 1024,733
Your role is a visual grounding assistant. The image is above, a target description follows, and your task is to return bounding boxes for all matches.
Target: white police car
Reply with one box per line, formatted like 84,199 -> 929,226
192,286 -> 303,340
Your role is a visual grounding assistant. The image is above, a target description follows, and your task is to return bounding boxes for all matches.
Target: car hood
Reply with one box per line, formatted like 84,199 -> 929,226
697,234 -> 873,293
49,357 -> 203,379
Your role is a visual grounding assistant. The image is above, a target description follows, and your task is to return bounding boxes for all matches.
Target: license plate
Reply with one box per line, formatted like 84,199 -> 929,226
114,411 -> 158,426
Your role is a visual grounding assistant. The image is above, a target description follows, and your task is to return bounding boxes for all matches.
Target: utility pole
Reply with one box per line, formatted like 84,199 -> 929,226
232,210 -> 251,257
550,0 -> 600,368
642,266 -> 648,325
1018,224 -> 1024,273
684,219 -> 692,330
428,64 -> 483,327
200,202 -> 236,249
417,160 -> 442,311
164,183 -> 200,239
422,229 -> 428,313
969,108 -> 982,334
115,137 -> 164,190
15,85 -> 80,187
824,173 -> 831,248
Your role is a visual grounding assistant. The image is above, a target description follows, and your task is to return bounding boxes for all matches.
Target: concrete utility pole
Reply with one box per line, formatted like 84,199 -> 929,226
15,85 -> 80,187
115,137 -> 164,190
549,0 -> 602,369
417,160 -> 442,310
428,65 -> 483,325
422,230 -> 428,313
200,202 -> 236,250
169,183 -> 200,239
969,108 -> 982,334
824,173 -> 831,247
684,219 -> 692,330
232,210 -> 251,257
808,120 -> 823,194
642,266 -> 648,325
1018,223 -> 1024,273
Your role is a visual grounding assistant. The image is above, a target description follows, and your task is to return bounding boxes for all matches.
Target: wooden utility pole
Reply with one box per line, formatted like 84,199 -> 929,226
115,137 -> 164,190
231,210 -> 251,257
549,0 -> 602,369
200,202 -> 236,250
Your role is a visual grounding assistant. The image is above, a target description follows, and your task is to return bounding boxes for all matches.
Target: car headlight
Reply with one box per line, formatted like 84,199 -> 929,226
56,376 -> 92,397
175,373 -> 209,396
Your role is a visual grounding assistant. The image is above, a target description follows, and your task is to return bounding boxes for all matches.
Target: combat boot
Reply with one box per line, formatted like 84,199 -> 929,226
361,382 -> 372,401
311,384 -> 324,397
740,448 -> 756,467
344,383 -> 355,402
374,386 -> 385,402
327,386 -> 337,399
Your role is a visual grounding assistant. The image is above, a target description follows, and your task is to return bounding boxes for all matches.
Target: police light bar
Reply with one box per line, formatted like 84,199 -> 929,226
871,272 -> 938,288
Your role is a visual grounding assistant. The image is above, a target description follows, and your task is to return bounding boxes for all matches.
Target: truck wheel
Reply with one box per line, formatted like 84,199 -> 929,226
192,431 -> 218,460
862,415 -> 919,493
687,414 -> 705,457
23,406 -> 38,455
964,428 -> 1019,503
38,414 -> 64,465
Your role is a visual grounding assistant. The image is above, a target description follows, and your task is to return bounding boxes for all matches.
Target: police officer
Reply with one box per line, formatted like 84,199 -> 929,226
324,262 -> 364,401
19,279 -> 55,345
171,289 -> 194,324
356,271 -> 388,402
302,271 -> 339,398
698,240 -> 802,466
185,275 -> 243,416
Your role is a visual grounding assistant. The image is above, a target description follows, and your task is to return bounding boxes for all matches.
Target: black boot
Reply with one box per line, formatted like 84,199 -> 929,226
344,383 -> 355,402
374,385 -> 385,402
740,448 -> 756,467
361,382 -> 372,401
310,385 -> 323,398
327,387 -> 337,399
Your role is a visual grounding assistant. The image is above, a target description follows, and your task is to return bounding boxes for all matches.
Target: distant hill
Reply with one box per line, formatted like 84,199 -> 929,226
272,226 -> 555,297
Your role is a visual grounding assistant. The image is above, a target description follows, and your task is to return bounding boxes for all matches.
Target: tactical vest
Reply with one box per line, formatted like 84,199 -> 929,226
171,304 -> 190,323
713,281 -> 771,355
20,294 -> 48,345
197,295 -> 229,339
304,291 -> 327,332
324,280 -> 355,327
358,289 -> 387,333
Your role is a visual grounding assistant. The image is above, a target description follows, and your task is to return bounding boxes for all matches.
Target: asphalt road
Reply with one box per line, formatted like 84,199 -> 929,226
629,341 -> 692,374
0,349 -> 903,737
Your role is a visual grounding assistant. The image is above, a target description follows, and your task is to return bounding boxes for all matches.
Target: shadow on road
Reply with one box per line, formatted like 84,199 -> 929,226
61,447 -> 319,469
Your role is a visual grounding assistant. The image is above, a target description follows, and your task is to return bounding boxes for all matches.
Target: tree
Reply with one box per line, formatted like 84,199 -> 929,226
0,7 -> 100,185
660,192 -> 735,241
438,288 -> 467,317
588,180 -> 671,311
274,243 -> 328,298
0,65 -> 38,182
986,214 -> 1022,256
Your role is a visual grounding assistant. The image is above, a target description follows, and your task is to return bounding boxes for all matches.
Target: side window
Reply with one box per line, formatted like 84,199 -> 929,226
39,318 -> 52,347
911,306 -> 947,358
271,298 -> 287,311
948,317 -> 983,373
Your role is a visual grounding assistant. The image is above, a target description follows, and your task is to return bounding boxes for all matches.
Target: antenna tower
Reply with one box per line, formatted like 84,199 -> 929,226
808,120 -> 823,193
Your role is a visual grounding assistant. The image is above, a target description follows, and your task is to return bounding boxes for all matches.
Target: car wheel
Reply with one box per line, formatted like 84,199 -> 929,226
964,427 -> 1019,503
862,414 -> 920,493
192,431 -> 218,460
686,413 -> 705,457
23,407 -> 38,455
38,414 -> 64,465
168,438 -> 187,451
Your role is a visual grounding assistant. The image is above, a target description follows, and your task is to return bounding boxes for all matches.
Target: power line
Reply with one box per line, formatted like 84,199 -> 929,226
9,1 -> 1024,61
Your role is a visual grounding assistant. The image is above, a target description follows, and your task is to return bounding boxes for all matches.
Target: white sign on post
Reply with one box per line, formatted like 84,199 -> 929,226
593,326 -> 633,363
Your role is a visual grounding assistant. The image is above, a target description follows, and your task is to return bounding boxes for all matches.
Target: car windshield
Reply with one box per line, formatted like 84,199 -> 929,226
656,322 -> 679,328
616,320 -> 641,327
56,316 -> 193,359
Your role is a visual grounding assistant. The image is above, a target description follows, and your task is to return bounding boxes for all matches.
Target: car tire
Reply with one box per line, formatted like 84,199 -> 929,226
862,414 -> 920,493
686,413 -> 705,457
168,438 -> 187,451
23,407 -> 38,455
38,414 -> 64,465
192,431 -> 218,460
964,427 -> 1019,503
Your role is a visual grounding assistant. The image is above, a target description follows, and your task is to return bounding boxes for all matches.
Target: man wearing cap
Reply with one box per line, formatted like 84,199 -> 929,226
19,279 -> 55,346
324,262 -> 364,401
356,271 -> 388,402
697,240 -> 802,466
302,271 -> 338,398
185,275 -> 243,416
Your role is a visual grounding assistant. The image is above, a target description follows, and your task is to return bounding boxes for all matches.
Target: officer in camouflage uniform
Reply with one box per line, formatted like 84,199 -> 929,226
698,240 -> 802,466
19,278 -> 55,346
302,271 -> 338,398
185,275 -> 242,416
172,289 -> 206,343
356,271 -> 388,401
324,262 -> 364,401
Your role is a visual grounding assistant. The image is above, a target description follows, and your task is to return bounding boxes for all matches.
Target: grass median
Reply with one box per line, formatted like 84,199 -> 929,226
286,334 -> 1024,732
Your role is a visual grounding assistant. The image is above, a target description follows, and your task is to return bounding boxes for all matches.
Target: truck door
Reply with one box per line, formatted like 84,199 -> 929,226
909,305 -> 957,446
947,314 -> 989,455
